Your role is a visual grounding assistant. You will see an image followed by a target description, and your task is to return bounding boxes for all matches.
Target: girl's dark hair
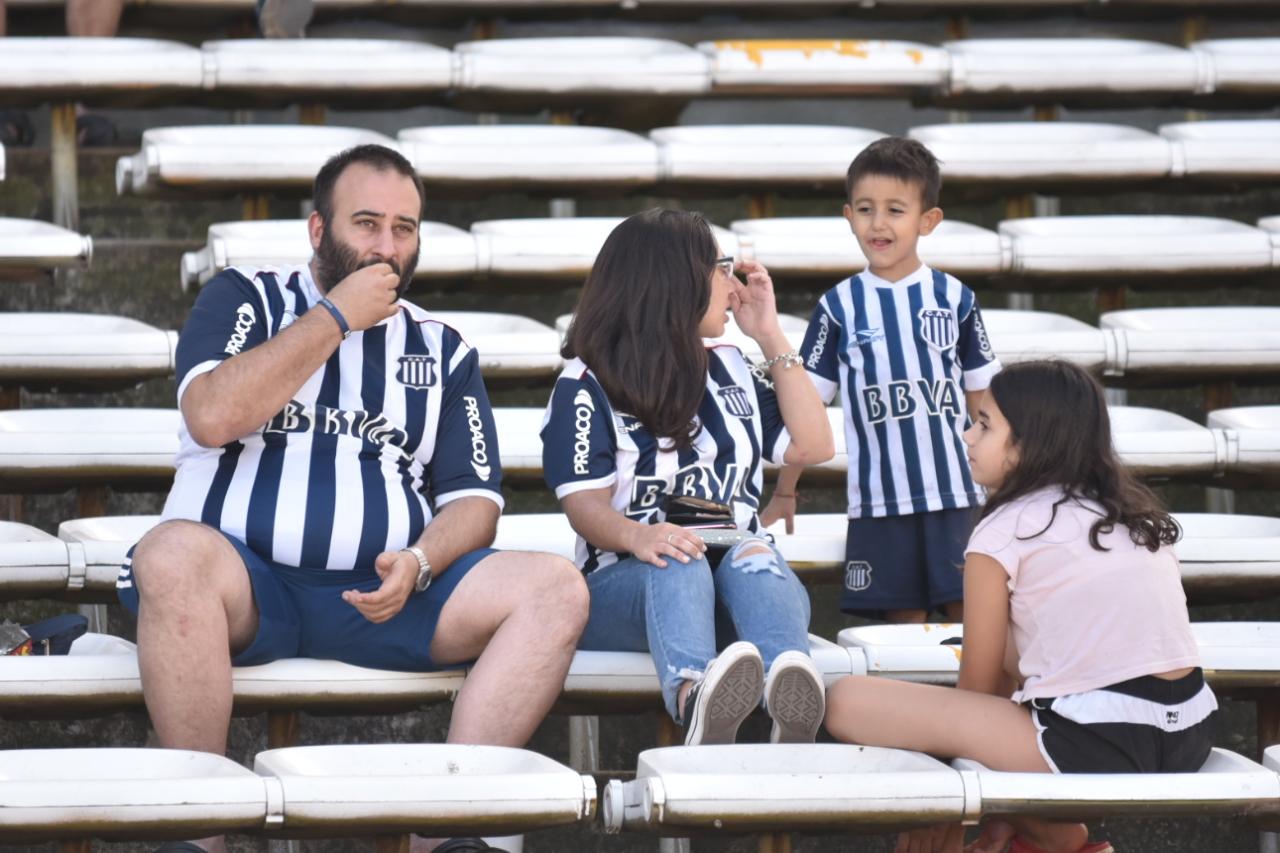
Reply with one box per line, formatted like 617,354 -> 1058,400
980,360 -> 1180,552
561,209 -> 716,451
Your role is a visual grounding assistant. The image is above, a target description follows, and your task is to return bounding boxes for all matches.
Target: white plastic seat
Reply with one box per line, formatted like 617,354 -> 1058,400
1160,120 -> 1280,180
1110,405 -> 1223,479
454,37 -> 710,98
731,217 -> 1005,278
981,310 -> 1107,372
493,408 -> 549,480
1192,39 -> 1280,96
58,513 -> 156,598
699,39 -> 950,95
604,744 -> 966,834
1175,513 -> 1280,602
951,749 -> 1280,820
400,125 -> 659,190
202,39 -> 452,105
943,39 -> 1206,103
909,122 -> 1174,184
0,522 -> 76,601
0,38 -> 203,105
1188,622 -> 1280,690
1,144 -> 6,182
1207,406 -> 1280,488
473,217 -> 738,280
1258,215 -> 1280,268
431,312 -> 562,379
0,217 -> 92,276
0,748 -> 273,843
651,124 -> 883,187
1099,306 -> 1280,382
254,744 -> 594,837
0,313 -> 177,390
0,408 -> 179,492
118,126 -> 399,196
180,220 -> 478,290
1001,216 -> 1274,277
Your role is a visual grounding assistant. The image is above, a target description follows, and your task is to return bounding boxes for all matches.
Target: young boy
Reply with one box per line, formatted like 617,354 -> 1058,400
765,137 -> 1001,623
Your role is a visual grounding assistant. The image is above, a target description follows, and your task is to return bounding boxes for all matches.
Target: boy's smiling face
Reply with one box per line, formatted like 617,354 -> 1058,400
844,173 -> 943,283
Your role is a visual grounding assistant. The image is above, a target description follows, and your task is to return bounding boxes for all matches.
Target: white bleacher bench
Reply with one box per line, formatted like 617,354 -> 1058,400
0,218 -> 93,277
1207,406 -> 1280,488
430,311 -> 562,380
180,220 -> 478,290
472,217 -> 739,280
604,743 -> 1279,836
1160,120 -> 1280,182
940,38 -> 1209,105
118,126 -> 400,197
909,122 -> 1176,185
1000,215 -> 1275,279
0,748 -> 276,844
651,124 -> 884,188
604,744 -> 968,835
0,313 -> 177,391
0,38 -> 202,105
0,143 -> 6,182
982,310 -> 1108,373
1259,215 -> 1280,266
698,39 -> 951,96
400,125 -> 660,191
201,39 -> 453,107
731,217 -> 1006,279
452,37 -> 710,102
1191,39 -> 1280,98
254,744 -> 594,839
1109,405 -> 1226,480
1099,306 -> 1280,384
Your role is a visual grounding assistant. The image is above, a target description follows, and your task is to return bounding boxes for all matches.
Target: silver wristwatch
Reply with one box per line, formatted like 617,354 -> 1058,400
401,546 -> 432,592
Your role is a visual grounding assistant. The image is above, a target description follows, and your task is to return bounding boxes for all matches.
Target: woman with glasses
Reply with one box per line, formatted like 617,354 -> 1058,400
540,209 -> 835,745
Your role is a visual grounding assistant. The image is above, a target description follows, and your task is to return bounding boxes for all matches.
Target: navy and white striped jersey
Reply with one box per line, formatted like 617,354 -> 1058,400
799,264 -> 1000,519
163,264 -> 504,572
541,347 -> 790,573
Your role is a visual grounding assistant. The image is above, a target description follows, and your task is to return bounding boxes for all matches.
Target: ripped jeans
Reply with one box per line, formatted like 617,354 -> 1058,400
577,537 -> 812,722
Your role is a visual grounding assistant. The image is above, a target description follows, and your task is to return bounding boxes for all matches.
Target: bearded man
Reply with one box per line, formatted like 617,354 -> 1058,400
121,145 -> 588,853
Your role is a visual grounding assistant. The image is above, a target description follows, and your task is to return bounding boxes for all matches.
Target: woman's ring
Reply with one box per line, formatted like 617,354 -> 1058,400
667,534 -> 676,545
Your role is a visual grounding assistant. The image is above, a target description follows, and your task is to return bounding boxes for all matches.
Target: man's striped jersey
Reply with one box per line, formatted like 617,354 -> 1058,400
799,264 -> 1000,519
163,264 -> 504,572
541,347 -> 790,573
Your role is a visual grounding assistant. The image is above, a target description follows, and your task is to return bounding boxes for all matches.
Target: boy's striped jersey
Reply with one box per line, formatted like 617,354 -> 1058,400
163,264 -> 504,572
541,347 -> 790,573
800,264 -> 1000,519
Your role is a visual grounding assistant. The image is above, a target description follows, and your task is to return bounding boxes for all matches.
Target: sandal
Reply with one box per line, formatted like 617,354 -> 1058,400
0,110 -> 35,147
1010,836 -> 1114,853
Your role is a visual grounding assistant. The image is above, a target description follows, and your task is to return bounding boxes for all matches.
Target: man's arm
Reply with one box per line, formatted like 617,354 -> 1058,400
342,495 -> 500,623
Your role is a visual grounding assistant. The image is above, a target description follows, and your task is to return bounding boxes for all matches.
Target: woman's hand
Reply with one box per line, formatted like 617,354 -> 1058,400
627,522 -> 707,569
729,259 -> 783,344
759,492 -> 797,534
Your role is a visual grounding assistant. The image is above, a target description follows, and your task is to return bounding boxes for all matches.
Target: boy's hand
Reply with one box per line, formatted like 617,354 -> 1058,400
729,259 -> 783,343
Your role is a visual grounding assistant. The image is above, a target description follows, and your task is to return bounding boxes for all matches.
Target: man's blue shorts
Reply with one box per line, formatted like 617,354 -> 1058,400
117,528 -> 495,672
841,507 -> 975,616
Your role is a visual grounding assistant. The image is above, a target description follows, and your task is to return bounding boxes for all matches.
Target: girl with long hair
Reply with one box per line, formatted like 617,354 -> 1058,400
825,360 -> 1217,853
541,209 -> 835,745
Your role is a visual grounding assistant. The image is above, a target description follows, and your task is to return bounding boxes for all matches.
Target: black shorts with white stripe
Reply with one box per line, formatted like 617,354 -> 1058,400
1029,668 -> 1218,774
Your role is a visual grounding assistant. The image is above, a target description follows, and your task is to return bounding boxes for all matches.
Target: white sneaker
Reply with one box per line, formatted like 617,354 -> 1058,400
764,651 -> 825,744
682,641 -> 764,746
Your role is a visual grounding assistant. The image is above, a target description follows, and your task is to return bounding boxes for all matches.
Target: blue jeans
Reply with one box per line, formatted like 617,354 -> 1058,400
578,537 -> 812,722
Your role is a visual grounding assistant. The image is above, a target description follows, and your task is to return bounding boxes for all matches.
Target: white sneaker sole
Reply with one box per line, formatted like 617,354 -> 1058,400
685,643 -> 764,746
767,657 -> 825,744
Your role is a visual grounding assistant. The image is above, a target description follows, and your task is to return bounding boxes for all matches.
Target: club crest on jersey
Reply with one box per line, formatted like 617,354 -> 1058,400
917,309 -> 957,351
396,355 -> 438,389
845,561 -> 873,592
717,385 -> 754,419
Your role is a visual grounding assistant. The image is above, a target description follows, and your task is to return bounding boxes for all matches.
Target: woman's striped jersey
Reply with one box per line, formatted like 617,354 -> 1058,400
800,264 -> 1001,519
541,346 -> 790,573
163,264 -> 504,572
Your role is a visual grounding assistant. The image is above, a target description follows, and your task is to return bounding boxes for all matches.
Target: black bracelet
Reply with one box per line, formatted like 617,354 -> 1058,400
318,297 -> 351,340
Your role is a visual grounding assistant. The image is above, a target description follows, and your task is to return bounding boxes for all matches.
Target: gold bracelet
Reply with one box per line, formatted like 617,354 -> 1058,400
761,350 -> 802,370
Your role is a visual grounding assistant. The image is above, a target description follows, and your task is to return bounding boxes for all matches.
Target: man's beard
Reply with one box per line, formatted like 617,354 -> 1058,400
313,224 -> 419,299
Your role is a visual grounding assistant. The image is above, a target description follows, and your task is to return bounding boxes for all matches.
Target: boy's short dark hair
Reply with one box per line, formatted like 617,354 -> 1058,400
845,137 -> 942,209
312,143 -> 426,224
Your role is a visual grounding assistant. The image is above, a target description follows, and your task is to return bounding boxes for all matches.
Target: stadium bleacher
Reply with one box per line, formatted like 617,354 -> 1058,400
3,4 -> 1280,852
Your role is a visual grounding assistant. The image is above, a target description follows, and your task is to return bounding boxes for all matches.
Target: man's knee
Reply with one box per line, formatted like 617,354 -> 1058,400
130,520 -> 239,600
525,553 -> 590,632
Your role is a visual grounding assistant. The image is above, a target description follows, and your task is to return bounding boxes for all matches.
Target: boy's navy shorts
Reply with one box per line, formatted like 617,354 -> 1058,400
118,528 -> 494,672
841,507 -> 974,615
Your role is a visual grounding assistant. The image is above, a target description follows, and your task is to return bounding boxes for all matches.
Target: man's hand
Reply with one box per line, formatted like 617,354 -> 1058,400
325,262 -> 401,333
342,549 -> 418,623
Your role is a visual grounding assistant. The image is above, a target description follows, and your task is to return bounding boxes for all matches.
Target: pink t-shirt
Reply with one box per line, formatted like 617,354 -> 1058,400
965,486 -> 1200,703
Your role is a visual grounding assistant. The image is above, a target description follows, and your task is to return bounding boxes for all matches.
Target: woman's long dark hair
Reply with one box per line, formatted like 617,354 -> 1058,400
979,360 -> 1180,552
561,209 -> 716,450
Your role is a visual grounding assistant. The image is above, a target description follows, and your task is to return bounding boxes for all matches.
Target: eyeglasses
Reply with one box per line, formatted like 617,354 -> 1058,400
714,256 -> 736,277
